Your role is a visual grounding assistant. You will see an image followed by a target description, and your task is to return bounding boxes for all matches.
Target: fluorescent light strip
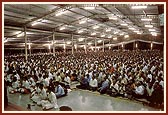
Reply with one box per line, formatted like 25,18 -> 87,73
101,34 -> 105,37
141,18 -> 152,21
145,25 -> 153,28
60,26 -> 66,30
93,25 -> 99,29
120,23 -> 128,26
91,32 -> 96,36
78,30 -> 84,33
149,29 -> 156,32
128,27 -> 135,30
131,6 -> 147,9
78,38 -> 85,42
79,20 -> 86,24
113,37 -> 117,40
97,40 -> 102,43
124,35 -> 129,38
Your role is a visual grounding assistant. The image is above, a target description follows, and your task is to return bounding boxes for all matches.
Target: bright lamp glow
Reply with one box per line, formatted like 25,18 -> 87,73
131,6 -> 147,9
97,40 -> 102,43
106,28 -> 111,32
128,27 -> 135,30
59,26 -> 66,30
79,20 -> 86,24
17,32 -> 23,37
113,37 -> 117,40
149,29 -> 156,32
120,23 -> 128,26
78,38 -> 85,42
78,30 -> 84,33
88,42 -> 92,45
136,43 -> 138,48
141,18 -> 152,21
124,35 -> 129,38
145,25 -> 153,28
101,34 -> 105,37
66,41 -> 71,44
93,25 -> 99,29
91,32 -> 96,36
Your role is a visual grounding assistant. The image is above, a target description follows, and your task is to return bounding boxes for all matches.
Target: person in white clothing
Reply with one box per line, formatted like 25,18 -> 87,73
89,76 -> 98,91
42,87 -> 58,110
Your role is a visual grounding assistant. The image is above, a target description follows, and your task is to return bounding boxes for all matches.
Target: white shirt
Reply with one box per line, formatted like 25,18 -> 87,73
135,85 -> 145,95
89,78 -> 98,87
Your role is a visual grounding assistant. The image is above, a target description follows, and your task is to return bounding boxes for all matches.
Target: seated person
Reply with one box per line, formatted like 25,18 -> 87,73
76,74 -> 89,90
54,81 -> 66,98
42,87 -> 59,110
98,77 -> 110,94
132,81 -> 146,99
89,76 -> 98,91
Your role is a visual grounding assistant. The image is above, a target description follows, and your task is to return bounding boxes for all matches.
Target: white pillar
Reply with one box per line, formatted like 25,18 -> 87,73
53,31 -> 55,56
85,37 -> 87,54
95,38 -> 97,52
103,38 -> 104,52
24,26 -> 28,61
64,39 -> 66,53
71,34 -> 74,55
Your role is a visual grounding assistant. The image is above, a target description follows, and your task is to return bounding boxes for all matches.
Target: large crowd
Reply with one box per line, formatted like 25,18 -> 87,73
4,50 -> 164,110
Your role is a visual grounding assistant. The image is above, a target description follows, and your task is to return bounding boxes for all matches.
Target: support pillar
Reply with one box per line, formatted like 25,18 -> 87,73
24,26 -> 28,62
53,31 -> 55,56
71,34 -> 74,55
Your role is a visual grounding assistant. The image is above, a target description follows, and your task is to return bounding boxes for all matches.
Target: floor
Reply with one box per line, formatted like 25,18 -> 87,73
5,88 -> 161,112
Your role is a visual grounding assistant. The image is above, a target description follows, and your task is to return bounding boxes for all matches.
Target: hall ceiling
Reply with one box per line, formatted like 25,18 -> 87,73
4,3 -> 164,49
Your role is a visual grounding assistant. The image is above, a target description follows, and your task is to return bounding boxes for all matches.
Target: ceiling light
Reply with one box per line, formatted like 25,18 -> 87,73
133,30 -> 140,33
93,25 -> 99,29
66,41 -> 71,44
152,33 -> 157,36
120,33 -> 124,36
101,34 -> 105,37
131,6 -> 147,9
17,32 -> 23,37
137,32 -> 142,34
151,32 -> 157,36
31,21 -> 40,26
114,31 -> 118,34
78,38 -> 85,42
79,20 -> 86,24
124,35 -> 129,38
97,40 -> 102,43
145,25 -> 153,28
149,29 -> 156,32
78,30 -> 84,33
108,35 -> 112,38
91,32 -> 96,36
106,28 -> 111,32
120,23 -> 128,26
88,42 -> 92,45
141,18 -> 152,21
59,26 -> 66,31
109,16 -> 117,20
128,27 -> 135,30
113,37 -> 117,40
41,19 -> 48,23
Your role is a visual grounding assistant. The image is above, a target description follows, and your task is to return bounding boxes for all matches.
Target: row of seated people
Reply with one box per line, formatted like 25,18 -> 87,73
76,72 -> 164,108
